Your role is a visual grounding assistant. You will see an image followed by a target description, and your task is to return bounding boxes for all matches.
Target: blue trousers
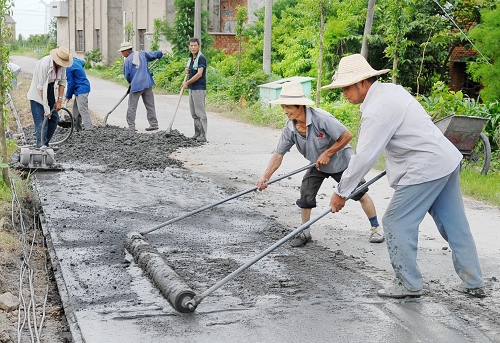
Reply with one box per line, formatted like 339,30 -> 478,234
382,165 -> 483,291
30,100 -> 59,148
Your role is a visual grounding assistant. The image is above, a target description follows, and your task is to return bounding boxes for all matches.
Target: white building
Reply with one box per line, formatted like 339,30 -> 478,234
52,0 -> 264,65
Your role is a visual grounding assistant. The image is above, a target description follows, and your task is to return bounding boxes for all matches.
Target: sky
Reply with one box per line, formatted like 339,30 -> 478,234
11,0 -> 49,38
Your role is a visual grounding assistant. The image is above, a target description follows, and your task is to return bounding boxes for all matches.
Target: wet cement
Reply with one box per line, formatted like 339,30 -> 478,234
31,128 -> 493,342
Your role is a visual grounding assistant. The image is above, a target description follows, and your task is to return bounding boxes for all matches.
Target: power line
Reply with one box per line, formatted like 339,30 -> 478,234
432,0 -> 490,64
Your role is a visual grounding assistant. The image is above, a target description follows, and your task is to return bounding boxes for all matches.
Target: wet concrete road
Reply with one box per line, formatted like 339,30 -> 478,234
34,169 -> 491,343
11,56 -> 499,342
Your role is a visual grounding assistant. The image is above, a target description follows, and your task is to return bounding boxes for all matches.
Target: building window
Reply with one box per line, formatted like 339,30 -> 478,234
95,29 -> 101,50
77,30 -> 84,51
138,29 -> 146,51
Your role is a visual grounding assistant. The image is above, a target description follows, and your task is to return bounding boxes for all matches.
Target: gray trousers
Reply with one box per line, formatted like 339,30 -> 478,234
72,93 -> 94,131
382,166 -> 483,291
188,89 -> 207,121
126,87 -> 158,129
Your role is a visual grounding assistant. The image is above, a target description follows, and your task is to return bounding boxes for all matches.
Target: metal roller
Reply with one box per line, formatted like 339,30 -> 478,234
125,232 -> 196,313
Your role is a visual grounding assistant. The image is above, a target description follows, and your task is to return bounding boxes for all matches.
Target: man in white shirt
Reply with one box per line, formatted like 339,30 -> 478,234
323,54 -> 485,298
27,47 -> 73,148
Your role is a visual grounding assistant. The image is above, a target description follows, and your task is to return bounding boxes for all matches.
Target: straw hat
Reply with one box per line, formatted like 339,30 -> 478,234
50,47 -> 73,67
321,54 -> 390,90
118,42 -> 133,52
269,82 -> 314,105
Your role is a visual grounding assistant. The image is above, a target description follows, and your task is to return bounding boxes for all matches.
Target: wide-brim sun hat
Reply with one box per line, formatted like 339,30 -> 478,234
50,47 -> 73,67
269,82 -> 315,105
118,42 -> 133,52
321,54 -> 390,90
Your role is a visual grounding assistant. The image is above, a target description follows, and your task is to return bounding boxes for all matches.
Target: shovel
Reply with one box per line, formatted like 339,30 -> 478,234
102,86 -> 130,126
102,57 -> 164,127
165,73 -> 189,136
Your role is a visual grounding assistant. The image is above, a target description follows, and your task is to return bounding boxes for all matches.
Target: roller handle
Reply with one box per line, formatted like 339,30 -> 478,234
187,170 -> 387,310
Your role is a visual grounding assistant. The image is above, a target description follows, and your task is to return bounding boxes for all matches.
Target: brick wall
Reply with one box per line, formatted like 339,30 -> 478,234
449,61 -> 466,91
211,33 -> 239,54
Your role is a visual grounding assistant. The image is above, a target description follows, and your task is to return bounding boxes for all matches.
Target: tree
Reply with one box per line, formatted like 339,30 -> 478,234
235,5 -> 248,74
361,0 -> 376,58
124,21 -> 135,43
1,0 -> 13,184
377,0 -> 415,83
156,0 -> 212,56
468,5 -> 500,103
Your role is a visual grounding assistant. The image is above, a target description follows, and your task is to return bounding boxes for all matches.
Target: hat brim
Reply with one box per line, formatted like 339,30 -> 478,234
321,69 -> 390,90
269,97 -> 314,105
118,46 -> 133,52
50,50 -> 73,67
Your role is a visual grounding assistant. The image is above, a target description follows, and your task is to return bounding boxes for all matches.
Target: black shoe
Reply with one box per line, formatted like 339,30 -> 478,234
145,125 -> 159,131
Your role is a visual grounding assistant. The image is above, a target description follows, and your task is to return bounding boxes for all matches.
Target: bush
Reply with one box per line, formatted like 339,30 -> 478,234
84,48 -> 103,68
154,59 -> 187,93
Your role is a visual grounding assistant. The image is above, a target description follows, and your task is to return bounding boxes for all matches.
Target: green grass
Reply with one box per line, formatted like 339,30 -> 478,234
460,169 -> 500,206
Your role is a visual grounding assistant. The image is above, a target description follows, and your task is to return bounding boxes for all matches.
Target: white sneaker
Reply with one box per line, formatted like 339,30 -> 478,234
369,226 -> 385,243
378,281 -> 423,298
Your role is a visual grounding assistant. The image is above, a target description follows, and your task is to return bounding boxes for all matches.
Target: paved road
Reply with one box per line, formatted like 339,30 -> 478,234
11,55 -> 500,343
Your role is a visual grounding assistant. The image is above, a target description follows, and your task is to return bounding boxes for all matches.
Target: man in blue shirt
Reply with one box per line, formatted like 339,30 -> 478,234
65,57 -> 93,131
119,42 -> 166,131
182,38 -> 207,142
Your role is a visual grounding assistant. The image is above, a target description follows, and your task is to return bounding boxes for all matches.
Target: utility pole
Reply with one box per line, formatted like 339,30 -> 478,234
361,0 -> 376,58
263,0 -> 272,74
194,0 -> 201,42
40,0 -> 51,34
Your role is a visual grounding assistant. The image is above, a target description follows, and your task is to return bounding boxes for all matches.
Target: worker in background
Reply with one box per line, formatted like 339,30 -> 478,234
65,57 -> 94,131
27,46 -> 73,148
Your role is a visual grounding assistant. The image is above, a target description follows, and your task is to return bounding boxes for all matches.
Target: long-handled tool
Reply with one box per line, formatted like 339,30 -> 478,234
165,74 -> 188,136
124,163 -> 315,312
102,57 -> 163,126
102,86 -> 130,126
184,170 -> 387,312
139,162 -> 315,235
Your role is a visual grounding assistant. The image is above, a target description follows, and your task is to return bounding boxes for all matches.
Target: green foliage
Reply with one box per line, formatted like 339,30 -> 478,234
320,97 -> 361,135
124,21 -> 135,43
468,5 -> 500,102
153,59 -> 187,93
84,47 -> 103,68
158,0 -> 213,57
235,5 -> 248,40
150,19 -> 163,51
1,0 -> 14,184
235,5 -> 248,73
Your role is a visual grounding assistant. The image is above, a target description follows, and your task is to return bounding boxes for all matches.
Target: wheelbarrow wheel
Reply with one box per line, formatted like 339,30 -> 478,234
51,107 -> 74,145
461,132 -> 491,175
